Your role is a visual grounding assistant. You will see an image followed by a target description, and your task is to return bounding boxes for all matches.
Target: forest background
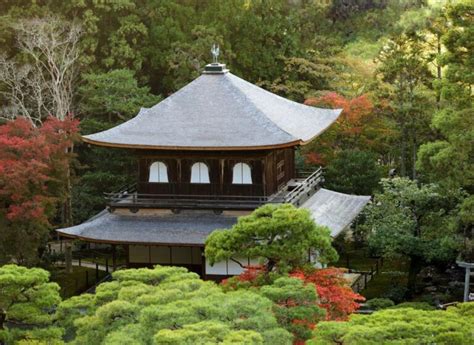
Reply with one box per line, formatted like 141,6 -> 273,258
0,0 -> 472,279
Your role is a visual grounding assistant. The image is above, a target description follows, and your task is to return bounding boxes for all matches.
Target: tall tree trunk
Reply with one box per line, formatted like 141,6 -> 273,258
0,308 -> 6,330
412,137 -> 417,180
400,127 -> 407,177
61,144 -> 74,227
436,33 -> 442,108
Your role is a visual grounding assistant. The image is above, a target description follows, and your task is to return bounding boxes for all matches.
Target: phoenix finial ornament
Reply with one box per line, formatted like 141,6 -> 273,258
211,44 -> 219,63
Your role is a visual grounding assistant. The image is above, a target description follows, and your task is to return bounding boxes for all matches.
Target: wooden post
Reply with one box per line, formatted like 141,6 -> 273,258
105,258 -> 109,273
220,159 -> 224,194
65,242 -> 73,274
112,244 -> 117,271
464,267 -> 471,302
95,263 -> 99,282
125,244 -> 130,267
200,247 -> 206,279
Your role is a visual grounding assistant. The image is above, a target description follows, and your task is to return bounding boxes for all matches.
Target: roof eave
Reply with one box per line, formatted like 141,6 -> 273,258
81,136 -> 302,151
298,108 -> 343,146
56,229 -> 205,247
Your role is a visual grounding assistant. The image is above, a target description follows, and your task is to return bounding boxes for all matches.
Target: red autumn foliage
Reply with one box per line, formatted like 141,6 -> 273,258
291,267 -> 365,321
304,92 -> 377,165
0,116 -> 79,226
305,92 -> 374,133
236,264 -> 266,282
221,264 -> 266,289
222,266 -> 364,344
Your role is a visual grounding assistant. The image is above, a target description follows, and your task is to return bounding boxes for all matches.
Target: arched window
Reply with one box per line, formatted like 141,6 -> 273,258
232,163 -> 252,184
191,162 -> 210,183
148,161 -> 169,183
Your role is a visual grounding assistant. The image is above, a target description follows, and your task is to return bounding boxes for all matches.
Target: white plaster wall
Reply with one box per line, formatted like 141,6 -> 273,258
205,259 -> 228,275
227,257 -> 248,275
205,257 -> 261,276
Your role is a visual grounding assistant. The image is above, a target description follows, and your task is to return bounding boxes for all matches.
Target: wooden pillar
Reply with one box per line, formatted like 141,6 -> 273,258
112,244 -> 117,272
65,242 -> 73,274
177,159 -> 182,183
220,159 -> 225,194
201,247 -> 206,279
125,244 -> 130,267
464,267 -> 471,302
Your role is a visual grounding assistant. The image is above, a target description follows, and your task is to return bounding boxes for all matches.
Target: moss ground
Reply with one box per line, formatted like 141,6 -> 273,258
333,241 -> 409,300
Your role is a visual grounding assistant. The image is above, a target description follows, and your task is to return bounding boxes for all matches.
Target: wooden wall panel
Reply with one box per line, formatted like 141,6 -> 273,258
135,148 -> 297,197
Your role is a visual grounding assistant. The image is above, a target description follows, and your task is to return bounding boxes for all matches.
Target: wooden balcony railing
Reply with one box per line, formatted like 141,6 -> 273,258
105,168 -> 322,212
284,168 -> 323,206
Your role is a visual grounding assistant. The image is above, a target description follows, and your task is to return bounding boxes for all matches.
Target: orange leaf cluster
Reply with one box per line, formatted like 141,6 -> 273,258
291,267 -> 365,321
304,92 -> 379,164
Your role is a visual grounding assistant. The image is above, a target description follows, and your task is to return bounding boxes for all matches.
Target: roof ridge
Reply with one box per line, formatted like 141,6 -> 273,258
226,73 -> 342,143
223,73 -> 298,141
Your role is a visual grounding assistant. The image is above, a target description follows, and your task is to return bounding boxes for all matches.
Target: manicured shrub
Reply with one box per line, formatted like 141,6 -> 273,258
365,298 -> 394,310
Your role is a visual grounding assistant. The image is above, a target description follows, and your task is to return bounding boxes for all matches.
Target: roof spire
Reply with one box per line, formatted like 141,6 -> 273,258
203,44 -> 229,74
211,44 -> 219,63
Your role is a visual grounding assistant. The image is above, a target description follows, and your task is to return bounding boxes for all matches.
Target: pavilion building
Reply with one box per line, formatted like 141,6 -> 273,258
57,61 -> 370,279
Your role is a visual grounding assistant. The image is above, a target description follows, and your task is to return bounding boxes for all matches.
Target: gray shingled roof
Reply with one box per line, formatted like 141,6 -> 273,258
301,188 -> 371,237
57,189 -> 370,244
83,72 -> 341,149
57,211 -> 237,245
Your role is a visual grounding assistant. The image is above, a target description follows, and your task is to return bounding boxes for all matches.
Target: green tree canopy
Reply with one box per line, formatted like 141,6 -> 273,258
358,178 -> 464,293
259,277 -> 326,342
78,69 -> 161,123
0,264 -> 62,344
376,32 -> 434,179
324,150 -> 383,195
310,303 -> 474,345
416,2 -> 473,190
56,265 -> 293,344
205,204 -> 338,274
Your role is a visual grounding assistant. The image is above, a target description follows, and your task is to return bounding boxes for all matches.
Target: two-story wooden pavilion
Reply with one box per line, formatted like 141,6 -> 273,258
57,61 -> 370,278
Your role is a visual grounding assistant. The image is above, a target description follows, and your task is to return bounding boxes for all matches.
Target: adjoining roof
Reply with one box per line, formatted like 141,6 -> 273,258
301,188 -> 371,237
57,189 -> 370,245
56,210 -> 237,246
83,69 -> 341,150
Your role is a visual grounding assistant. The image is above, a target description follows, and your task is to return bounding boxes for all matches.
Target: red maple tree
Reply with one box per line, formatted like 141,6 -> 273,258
304,92 -> 383,165
221,265 -> 364,344
0,116 -> 79,263
291,267 -> 365,321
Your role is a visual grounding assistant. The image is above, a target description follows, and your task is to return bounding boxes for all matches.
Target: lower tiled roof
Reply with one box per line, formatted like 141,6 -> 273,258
301,188 -> 371,237
57,210 -> 237,245
57,189 -> 371,244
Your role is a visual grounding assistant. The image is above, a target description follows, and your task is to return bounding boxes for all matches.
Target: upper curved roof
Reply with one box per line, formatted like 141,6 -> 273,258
83,68 -> 342,150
